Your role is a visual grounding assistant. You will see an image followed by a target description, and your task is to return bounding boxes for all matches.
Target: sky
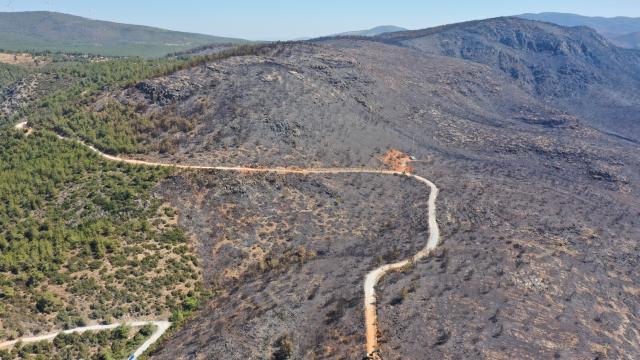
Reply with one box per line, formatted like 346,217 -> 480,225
3,0 -> 640,40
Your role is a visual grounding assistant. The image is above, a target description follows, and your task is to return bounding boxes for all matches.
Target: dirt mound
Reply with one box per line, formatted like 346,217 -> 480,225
380,149 -> 413,173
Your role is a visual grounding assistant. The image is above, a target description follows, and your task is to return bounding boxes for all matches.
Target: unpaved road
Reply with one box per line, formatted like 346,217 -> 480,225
17,129 -> 441,358
364,175 -> 439,358
80,138 -> 441,358
0,320 -> 171,359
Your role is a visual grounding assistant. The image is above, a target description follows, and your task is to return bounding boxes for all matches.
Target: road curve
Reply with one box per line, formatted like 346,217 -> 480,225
364,174 -> 439,358
31,131 -> 440,358
132,320 -> 171,359
0,320 -> 171,359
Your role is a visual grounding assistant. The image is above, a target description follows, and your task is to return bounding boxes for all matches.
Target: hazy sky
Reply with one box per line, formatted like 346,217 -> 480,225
4,0 -> 640,40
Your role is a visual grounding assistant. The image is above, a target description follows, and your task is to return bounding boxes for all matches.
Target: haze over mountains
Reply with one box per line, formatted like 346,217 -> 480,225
334,25 -> 408,37
0,11 -> 248,57
292,25 -> 407,41
518,12 -> 640,49
0,11 -> 409,55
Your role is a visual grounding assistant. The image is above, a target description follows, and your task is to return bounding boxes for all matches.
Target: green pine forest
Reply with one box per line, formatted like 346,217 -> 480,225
0,45 -> 271,351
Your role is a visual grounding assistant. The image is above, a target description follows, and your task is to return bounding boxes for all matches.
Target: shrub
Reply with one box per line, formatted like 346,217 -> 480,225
36,292 -> 62,314
272,334 -> 294,360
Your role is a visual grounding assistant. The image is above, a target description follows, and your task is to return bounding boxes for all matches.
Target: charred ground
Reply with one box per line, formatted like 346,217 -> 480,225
152,171 -> 428,359
14,16 -> 640,359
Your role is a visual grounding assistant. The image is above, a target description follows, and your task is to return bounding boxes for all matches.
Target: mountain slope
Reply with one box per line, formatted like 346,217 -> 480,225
518,12 -> 640,35
611,31 -> 640,49
21,29 -> 640,359
18,18 -> 640,359
375,17 -> 640,142
0,11 -> 248,57
518,12 -> 640,48
335,25 -> 407,37
132,37 -> 638,359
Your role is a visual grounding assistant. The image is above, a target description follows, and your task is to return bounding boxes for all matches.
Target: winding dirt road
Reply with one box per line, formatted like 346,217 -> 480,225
0,320 -> 171,359
80,139 -> 441,358
364,175 -> 439,358
13,125 -> 441,358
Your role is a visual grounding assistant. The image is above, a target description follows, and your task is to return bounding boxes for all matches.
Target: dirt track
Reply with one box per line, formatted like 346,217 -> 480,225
49,130 -> 442,358
0,320 -> 171,359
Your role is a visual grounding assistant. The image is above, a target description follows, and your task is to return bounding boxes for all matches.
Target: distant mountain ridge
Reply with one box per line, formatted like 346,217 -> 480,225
0,11 -> 249,57
614,31 -> 640,49
370,16 -> 640,141
334,25 -> 407,37
293,25 -> 407,41
518,12 -> 640,49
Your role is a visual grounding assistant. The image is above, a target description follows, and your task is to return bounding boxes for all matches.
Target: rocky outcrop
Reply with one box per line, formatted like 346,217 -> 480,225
1,74 -> 40,117
135,78 -> 199,106
373,17 -> 640,141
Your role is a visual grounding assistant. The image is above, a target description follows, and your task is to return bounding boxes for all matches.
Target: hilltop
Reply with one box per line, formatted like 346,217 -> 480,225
518,12 -> 640,48
374,17 -> 640,141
